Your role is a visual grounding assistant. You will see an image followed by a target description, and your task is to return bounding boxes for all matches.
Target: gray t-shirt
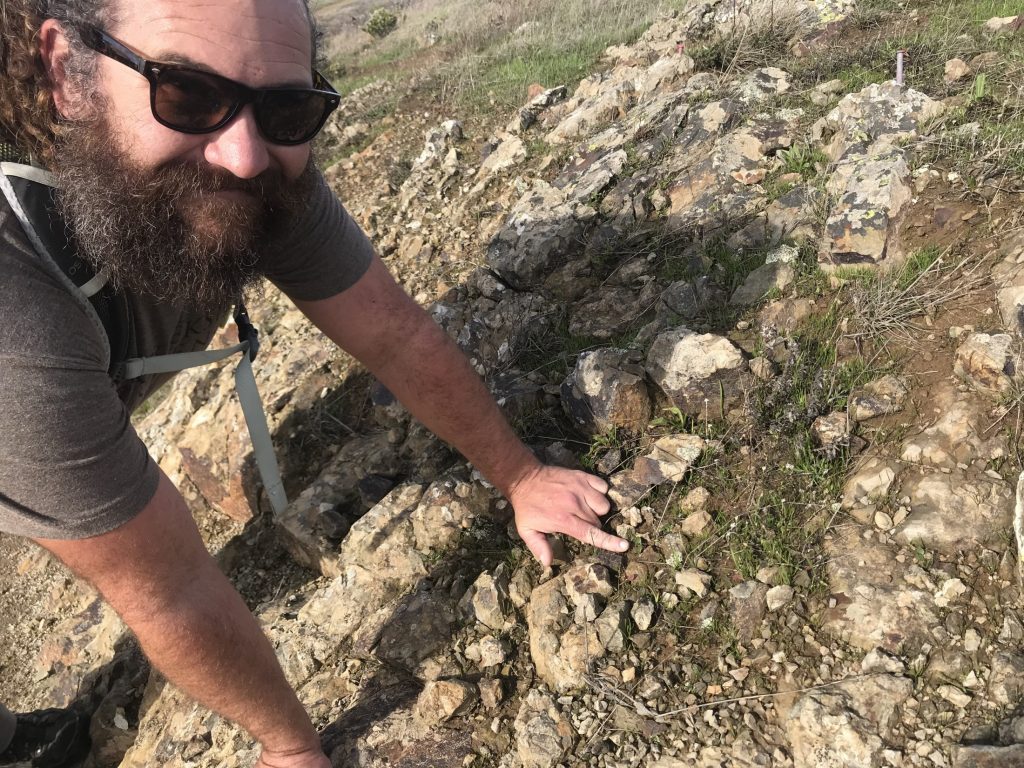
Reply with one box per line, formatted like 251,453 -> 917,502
0,170 -> 374,540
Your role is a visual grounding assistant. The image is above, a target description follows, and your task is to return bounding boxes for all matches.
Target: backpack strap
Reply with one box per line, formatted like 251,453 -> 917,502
0,162 -> 288,517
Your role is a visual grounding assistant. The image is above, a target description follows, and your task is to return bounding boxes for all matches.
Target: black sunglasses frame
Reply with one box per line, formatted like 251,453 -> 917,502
75,24 -> 341,146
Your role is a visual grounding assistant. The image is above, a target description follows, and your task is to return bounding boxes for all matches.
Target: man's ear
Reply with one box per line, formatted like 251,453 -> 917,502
38,19 -> 80,119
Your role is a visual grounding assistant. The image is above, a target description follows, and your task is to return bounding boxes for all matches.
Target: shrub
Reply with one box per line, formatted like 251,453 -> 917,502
364,8 -> 398,39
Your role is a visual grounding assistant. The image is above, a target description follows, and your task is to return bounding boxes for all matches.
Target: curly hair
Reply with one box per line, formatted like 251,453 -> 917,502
0,1 -> 116,165
0,0 -> 319,166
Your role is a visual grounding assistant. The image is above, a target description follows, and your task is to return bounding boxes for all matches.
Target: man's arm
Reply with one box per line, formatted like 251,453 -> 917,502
35,473 -> 329,768
295,256 -> 629,566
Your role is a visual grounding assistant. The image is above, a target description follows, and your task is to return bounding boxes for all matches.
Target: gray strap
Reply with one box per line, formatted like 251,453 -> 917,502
0,162 -> 56,186
79,270 -> 109,298
234,351 -> 287,516
0,169 -> 51,265
121,343 -> 247,379
123,342 -> 288,517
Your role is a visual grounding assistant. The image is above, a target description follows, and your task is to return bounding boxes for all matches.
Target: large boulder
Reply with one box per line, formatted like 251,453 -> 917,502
486,181 -> 588,290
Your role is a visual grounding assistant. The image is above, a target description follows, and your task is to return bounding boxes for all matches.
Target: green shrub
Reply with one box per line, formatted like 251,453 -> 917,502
364,8 -> 398,39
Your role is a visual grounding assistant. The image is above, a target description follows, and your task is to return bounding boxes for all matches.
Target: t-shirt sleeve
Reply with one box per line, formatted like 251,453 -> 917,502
0,241 -> 159,540
259,167 -> 375,301
0,354 -> 160,540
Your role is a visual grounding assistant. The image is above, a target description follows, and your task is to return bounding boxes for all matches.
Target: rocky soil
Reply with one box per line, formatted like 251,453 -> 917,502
2,0 -> 1024,766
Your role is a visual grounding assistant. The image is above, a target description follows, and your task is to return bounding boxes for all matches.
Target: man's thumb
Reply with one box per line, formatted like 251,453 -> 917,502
520,529 -> 553,568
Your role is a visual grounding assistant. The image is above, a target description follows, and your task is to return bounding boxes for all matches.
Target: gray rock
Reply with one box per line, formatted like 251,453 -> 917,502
476,133 -> 527,180
461,567 -> 511,631
842,456 -> 898,507
895,471 -> 1014,555
631,598 -> 656,631
766,584 -> 795,611
562,348 -> 652,438
989,652 -> 1024,705
487,181 -> 586,289
786,674 -> 913,768
982,15 -> 1022,36
729,581 -> 770,641
414,679 -> 478,726
639,54 -> 696,97
608,434 -> 706,507
953,744 -> 1024,767
825,527 -> 939,652
676,568 -> 713,598
527,575 -> 605,693
646,327 -> 748,417
731,261 -> 795,305
812,412 -> 849,455
850,376 -> 909,421
513,690 -> 576,768
738,67 -> 791,101
955,333 -> 1015,393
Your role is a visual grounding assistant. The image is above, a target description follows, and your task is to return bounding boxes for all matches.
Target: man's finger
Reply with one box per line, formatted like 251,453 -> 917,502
519,528 -> 553,567
567,518 -> 629,554
584,473 -> 609,494
582,487 -> 611,516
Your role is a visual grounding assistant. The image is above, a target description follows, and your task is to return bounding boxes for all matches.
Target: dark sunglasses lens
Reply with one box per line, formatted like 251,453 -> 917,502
256,91 -> 334,144
153,69 -> 236,131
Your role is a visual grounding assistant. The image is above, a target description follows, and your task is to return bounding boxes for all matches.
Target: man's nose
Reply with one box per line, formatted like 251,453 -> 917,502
202,106 -> 270,179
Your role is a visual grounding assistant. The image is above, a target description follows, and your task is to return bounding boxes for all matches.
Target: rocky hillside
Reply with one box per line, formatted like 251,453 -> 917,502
2,0 -> 1024,766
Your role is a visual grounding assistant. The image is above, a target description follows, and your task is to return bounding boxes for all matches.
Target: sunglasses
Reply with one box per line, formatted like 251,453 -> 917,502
76,24 -> 341,146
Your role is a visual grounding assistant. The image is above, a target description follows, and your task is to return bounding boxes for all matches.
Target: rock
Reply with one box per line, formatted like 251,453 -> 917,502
989,652 -> 1024,705
461,567 -> 511,630
937,684 -> 972,708
557,148 -> 629,203
296,484 -> 428,641
465,635 -> 510,668
513,690 -> 576,768
850,376 -> 909,421
982,15 -> 1022,36
476,133 -> 527,180
944,58 -> 972,84
646,328 -> 748,417
631,599 -> 656,631
786,674 -> 913,768
895,471 -> 1014,555
639,54 -> 696,97
738,67 -> 791,101
842,457 -> 898,507
812,412 -> 849,456
766,584 -> 795,611
565,562 -> 616,601
527,576 -> 606,692
954,333 -> 1015,393
679,509 -> 713,537
861,648 -> 905,675
750,356 -> 776,380
933,578 -> 968,608
823,146 -> 912,265
508,85 -> 569,133
731,261 -> 796,305
487,180 -> 586,290
821,82 -> 945,161
561,348 -> 652,437
608,434 -> 706,507
825,527 -> 939,652
546,79 -> 637,145
898,387 -> 1004,468
729,581 -> 770,640
954,745 -> 1024,767
676,568 -> 713,598
479,678 -> 504,710
414,679 -> 478,726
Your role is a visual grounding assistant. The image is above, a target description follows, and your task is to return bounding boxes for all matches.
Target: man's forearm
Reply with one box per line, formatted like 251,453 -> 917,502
120,560 -> 318,757
372,313 -> 540,496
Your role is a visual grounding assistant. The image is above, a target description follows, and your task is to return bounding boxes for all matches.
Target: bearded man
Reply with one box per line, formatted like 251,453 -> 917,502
0,0 -> 630,766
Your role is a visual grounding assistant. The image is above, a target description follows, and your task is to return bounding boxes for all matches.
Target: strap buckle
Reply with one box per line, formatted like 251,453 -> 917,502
234,303 -> 260,362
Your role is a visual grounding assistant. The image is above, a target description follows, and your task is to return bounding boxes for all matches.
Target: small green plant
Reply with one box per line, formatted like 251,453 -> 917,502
972,72 -> 988,101
364,8 -> 398,39
778,144 -> 828,178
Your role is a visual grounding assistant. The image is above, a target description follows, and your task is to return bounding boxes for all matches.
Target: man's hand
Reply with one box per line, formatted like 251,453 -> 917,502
256,746 -> 331,768
508,465 -> 630,567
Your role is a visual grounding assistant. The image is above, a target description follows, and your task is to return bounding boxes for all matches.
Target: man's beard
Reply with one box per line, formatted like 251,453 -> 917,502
53,113 -> 316,315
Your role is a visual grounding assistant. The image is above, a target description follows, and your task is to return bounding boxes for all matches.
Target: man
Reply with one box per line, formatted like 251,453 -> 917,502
0,0 -> 629,766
